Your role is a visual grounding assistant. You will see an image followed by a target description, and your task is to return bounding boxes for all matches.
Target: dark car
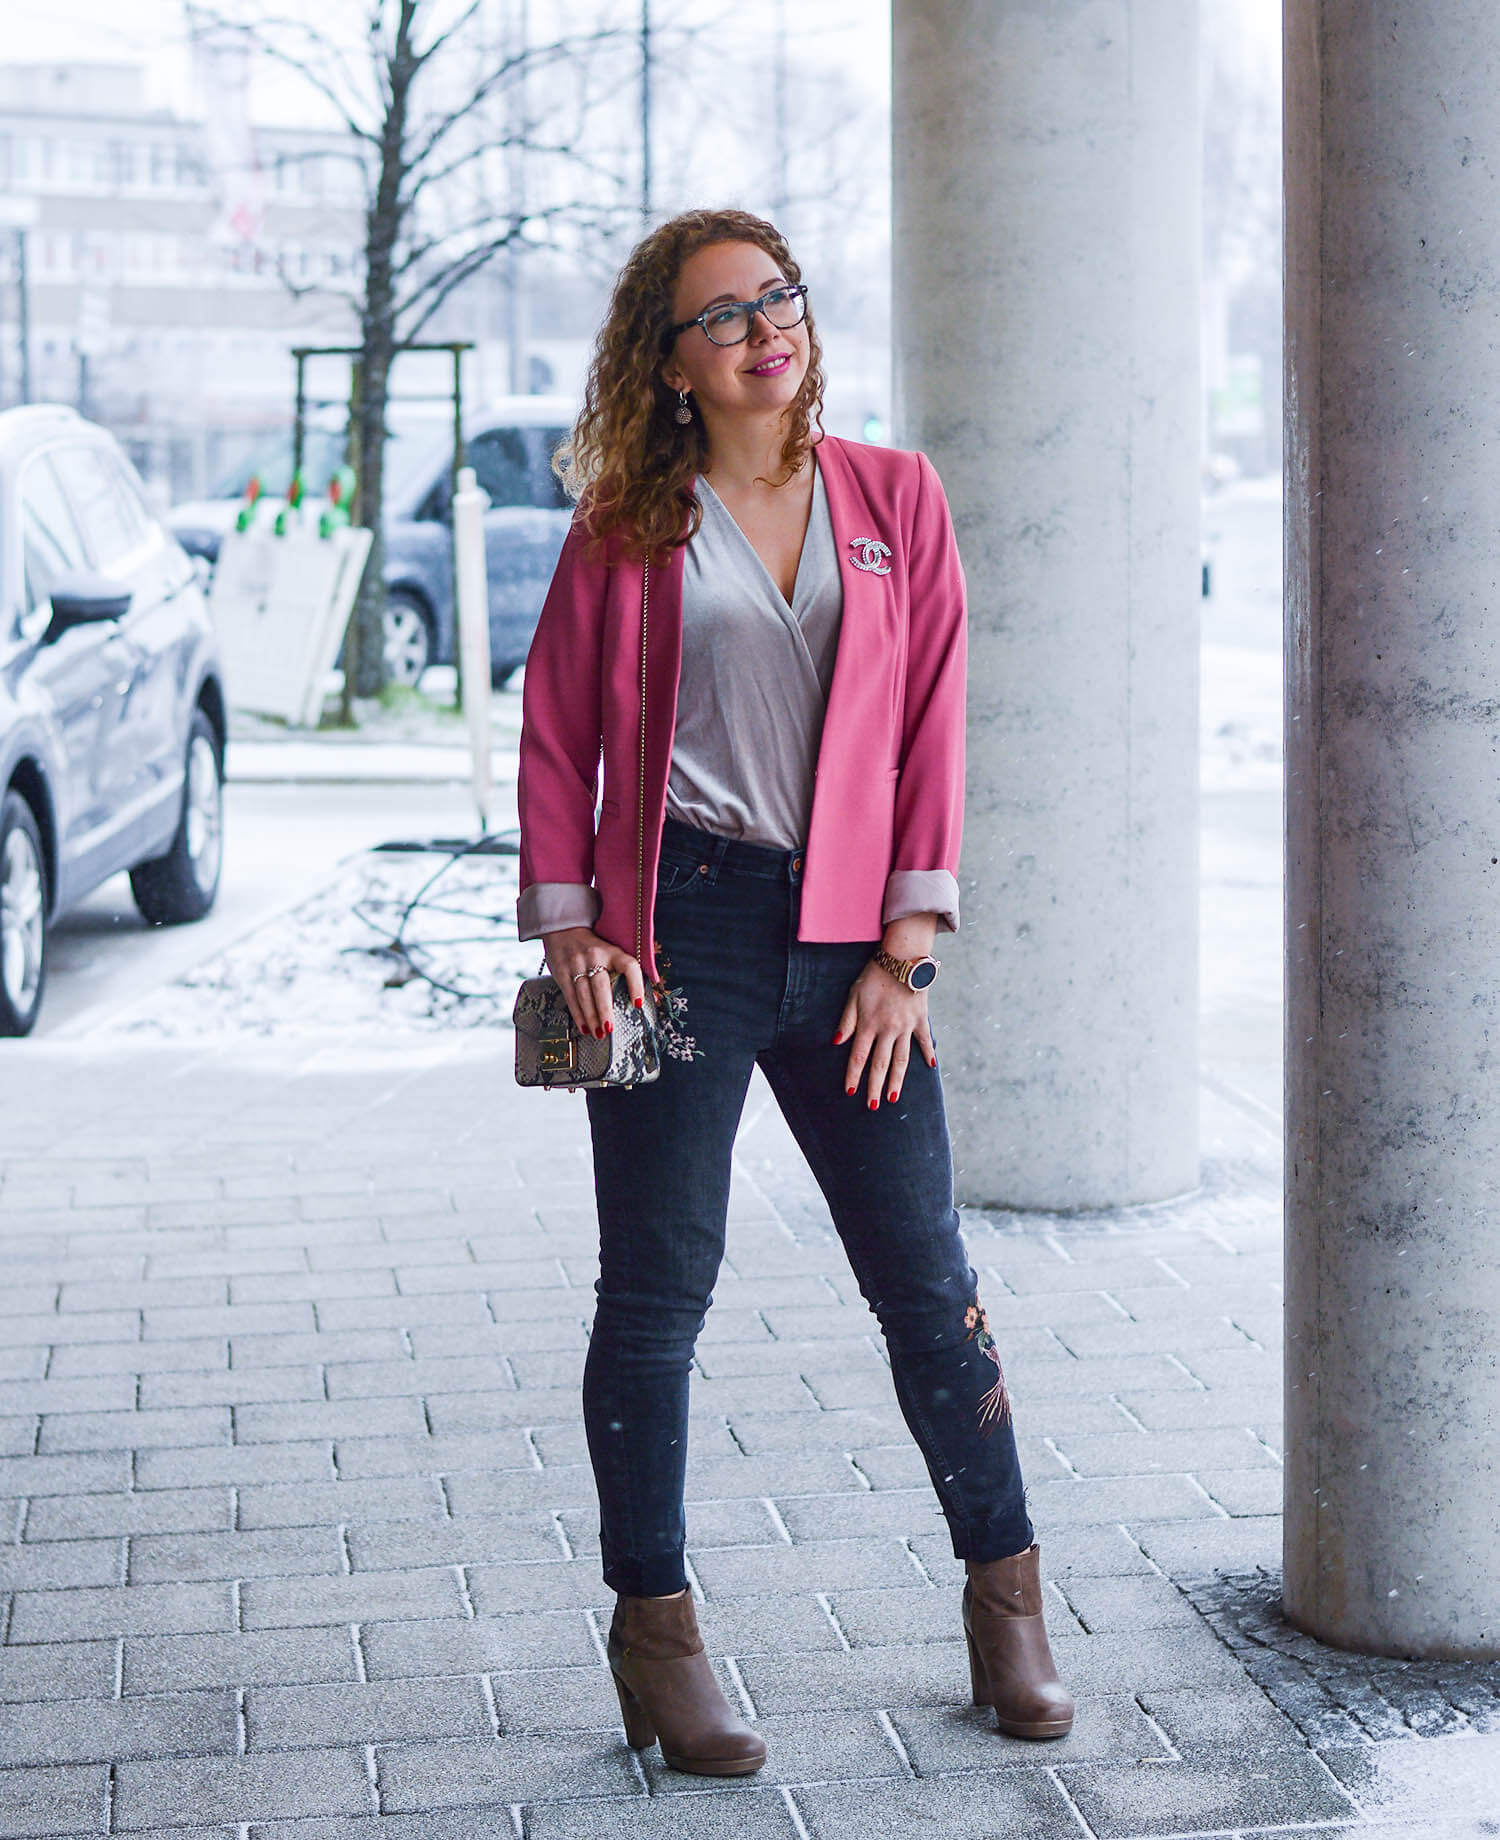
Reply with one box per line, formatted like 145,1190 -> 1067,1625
166,396 -> 576,687
0,405 -> 228,1036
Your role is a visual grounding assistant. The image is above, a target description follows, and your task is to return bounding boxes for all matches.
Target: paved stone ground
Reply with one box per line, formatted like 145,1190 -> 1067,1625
2,1033 -> 1498,1839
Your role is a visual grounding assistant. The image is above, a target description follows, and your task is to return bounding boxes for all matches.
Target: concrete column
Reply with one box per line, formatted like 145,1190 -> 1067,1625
1284,2 -> 1500,1659
892,0 -> 1201,1208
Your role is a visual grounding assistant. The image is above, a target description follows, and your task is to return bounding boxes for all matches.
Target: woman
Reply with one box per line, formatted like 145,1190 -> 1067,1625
517,208 -> 1073,1777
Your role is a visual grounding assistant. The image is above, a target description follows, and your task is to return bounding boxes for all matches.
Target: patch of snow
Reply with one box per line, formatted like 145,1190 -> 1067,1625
1202,643 -> 1282,793
100,849 -> 537,1042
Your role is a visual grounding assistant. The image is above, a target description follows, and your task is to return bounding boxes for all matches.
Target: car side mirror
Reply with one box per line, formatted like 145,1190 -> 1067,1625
46,571 -> 132,639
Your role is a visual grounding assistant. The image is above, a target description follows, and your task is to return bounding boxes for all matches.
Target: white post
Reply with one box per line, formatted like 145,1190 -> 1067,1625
452,465 -> 492,833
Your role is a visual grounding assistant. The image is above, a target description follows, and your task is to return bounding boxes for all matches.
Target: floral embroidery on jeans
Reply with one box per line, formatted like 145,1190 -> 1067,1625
965,1297 -> 1011,1433
651,940 -> 699,1064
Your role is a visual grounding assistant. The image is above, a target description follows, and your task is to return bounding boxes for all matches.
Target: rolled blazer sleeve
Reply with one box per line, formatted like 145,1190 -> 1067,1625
516,518 -> 607,935
888,452 -> 967,932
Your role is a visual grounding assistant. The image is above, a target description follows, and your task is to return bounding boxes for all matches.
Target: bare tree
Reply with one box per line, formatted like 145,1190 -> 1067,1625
188,0 -> 637,705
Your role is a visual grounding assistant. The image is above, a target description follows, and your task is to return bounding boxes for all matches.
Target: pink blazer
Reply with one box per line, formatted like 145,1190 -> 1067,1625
516,435 -> 967,985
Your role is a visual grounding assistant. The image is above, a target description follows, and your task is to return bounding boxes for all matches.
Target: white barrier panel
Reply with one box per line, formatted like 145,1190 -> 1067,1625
210,522 -> 373,726
452,465 -> 493,833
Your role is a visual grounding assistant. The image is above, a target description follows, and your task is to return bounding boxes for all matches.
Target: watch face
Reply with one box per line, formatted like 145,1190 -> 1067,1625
909,958 -> 938,991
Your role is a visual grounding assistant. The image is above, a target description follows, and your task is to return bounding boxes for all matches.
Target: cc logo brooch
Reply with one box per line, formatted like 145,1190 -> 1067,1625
847,536 -> 892,576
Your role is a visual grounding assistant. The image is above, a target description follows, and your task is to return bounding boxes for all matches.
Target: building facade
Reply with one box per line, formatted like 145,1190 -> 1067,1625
0,61 -> 363,503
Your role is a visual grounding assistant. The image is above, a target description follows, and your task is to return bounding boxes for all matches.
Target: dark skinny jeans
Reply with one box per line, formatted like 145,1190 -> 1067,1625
583,819 -> 1033,1597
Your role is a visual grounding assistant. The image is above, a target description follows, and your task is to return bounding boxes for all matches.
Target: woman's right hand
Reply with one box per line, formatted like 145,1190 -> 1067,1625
542,927 -> 647,1039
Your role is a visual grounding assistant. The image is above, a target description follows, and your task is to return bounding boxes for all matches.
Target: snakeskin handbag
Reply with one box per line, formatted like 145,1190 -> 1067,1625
513,562 -> 662,1091
513,972 -> 660,1090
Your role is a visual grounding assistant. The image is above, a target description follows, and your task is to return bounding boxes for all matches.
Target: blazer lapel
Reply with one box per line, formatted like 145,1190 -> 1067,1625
816,435 -> 896,741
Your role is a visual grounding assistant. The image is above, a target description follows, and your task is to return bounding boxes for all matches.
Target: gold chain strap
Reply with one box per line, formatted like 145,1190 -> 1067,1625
636,559 -> 649,967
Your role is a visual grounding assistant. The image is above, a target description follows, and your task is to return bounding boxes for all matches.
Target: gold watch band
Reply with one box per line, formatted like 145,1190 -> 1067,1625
873,948 -> 940,989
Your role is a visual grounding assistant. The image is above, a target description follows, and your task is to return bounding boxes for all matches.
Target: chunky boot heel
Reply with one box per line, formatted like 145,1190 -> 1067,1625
607,1590 -> 767,1777
966,1627 -> 991,1707
611,1669 -> 657,1749
963,1544 -> 1075,1740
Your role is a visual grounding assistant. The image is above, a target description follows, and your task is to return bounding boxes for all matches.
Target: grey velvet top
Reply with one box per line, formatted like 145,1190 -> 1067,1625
664,466 -> 841,849
515,460 -> 961,940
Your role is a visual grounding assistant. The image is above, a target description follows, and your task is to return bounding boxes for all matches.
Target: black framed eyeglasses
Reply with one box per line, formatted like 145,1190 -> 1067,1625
666,283 -> 809,349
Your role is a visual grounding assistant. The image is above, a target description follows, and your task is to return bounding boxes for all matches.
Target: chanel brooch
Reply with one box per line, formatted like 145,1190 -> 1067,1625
847,536 -> 892,576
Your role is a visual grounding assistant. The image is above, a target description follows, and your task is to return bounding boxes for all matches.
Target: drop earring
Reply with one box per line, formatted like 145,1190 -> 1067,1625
674,391 -> 693,425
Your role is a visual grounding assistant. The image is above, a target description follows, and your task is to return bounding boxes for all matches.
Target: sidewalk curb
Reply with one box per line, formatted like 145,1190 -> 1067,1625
227,742 -> 516,786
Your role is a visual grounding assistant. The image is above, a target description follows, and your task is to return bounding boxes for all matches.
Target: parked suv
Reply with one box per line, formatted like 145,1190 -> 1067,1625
0,406 -> 227,1036
166,396 -> 576,687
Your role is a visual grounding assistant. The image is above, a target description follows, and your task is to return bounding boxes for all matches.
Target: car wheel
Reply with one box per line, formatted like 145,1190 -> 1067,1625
129,712 -> 223,926
384,592 -> 433,687
0,790 -> 48,1037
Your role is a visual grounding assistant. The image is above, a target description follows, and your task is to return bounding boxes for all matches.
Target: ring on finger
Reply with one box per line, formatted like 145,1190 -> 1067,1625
570,972 -> 591,984
586,965 -> 609,979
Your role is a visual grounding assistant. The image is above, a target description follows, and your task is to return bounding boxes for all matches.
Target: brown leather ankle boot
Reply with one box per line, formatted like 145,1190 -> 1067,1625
607,1590 -> 767,1776
964,1544 -> 1075,1739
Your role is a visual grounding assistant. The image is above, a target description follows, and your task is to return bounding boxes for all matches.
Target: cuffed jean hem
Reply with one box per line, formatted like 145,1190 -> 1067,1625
600,1551 -> 691,1598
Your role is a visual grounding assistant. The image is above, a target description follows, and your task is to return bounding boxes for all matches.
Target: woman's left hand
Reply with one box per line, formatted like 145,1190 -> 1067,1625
835,959 -> 937,1110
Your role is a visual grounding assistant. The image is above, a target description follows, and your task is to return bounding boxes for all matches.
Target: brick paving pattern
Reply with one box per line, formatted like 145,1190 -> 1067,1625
2,1036 -> 1497,1837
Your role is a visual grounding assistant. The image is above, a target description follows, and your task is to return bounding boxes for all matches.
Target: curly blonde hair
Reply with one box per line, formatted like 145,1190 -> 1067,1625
556,208 -> 825,559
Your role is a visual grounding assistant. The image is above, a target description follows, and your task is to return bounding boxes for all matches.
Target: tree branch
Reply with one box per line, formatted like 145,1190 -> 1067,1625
410,0 -> 485,65
272,249 -> 363,312
397,129 -> 620,216
187,5 -> 379,145
391,210 -> 522,280
391,220 -> 544,339
400,28 -> 628,177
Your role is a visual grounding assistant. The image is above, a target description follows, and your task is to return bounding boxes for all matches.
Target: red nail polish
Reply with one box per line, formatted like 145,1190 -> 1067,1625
868,1099 -> 878,1112
831,1033 -> 841,1045
635,998 -> 643,1009
846,1087 -> 856,1097
888,1091 -> 898,1103
606,1023 -> 614,1035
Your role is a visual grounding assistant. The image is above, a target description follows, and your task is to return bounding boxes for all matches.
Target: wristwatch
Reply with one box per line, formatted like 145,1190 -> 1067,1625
873,948 -> 941,991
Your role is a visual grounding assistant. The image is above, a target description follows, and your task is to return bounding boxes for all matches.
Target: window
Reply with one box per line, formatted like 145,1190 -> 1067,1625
20,457 -> 88,614
102,452 -> 154,550
49,443 -> 144,570
467,429 -> 531,509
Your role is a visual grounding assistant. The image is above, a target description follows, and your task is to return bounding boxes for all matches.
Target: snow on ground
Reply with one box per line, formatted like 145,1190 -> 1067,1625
101,847 -> 536,1040
1202,643 -> 1281,792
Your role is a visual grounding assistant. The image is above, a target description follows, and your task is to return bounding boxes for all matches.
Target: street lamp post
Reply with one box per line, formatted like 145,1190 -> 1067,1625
0,198 -> 39,407
640,0 -> 652,223
772,0 -> 788,222
16,230 -> 31,406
